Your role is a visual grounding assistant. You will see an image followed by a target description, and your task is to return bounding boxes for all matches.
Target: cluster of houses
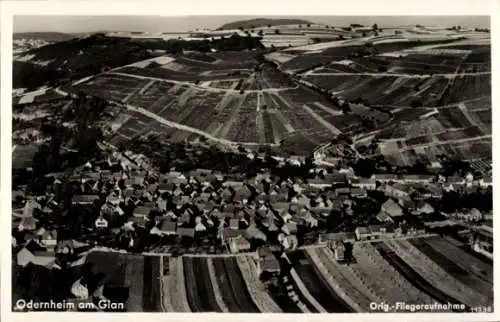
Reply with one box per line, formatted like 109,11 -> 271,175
12,146 -> 493,271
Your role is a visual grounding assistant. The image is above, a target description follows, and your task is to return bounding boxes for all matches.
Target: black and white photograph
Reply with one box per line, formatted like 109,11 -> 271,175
5,2 -> 496,318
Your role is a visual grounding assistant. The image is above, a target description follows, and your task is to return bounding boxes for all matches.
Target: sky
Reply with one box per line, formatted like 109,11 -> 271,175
14,15 -> 490,33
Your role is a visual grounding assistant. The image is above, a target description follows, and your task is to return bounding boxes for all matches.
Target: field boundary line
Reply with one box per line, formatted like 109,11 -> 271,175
302,104 -> 341,135
173,257 -> 192,312
159,256 -> 173,312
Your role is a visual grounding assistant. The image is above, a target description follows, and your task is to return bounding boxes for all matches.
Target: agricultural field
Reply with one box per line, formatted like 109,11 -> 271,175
67,31 -> 489,160
108,110 -> 198,147
281,236 -> 492,313
84,251 -> 162,312
211,256 -> 261,312
159,255 -> 283,313
304,74 -> 450,107
440,75 -> 491,105
76,74 -> 150,103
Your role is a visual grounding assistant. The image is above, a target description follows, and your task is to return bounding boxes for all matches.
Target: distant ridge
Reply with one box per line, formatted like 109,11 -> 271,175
219,18 -> 313,30
13,32 -> 77,42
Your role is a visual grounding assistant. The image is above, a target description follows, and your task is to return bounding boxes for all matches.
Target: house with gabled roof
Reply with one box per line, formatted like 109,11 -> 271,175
159,219 -> 177,235
412,201 -> 434,215
228,235 -> 251,253
385,183 -> 414,199
376,211 -> 394,223
318,232 -> 356,246
245,225 -> 267,241
381,198 -> 403,218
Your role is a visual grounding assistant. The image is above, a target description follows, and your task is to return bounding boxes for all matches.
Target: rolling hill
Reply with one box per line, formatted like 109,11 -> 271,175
219,18 -> 313,30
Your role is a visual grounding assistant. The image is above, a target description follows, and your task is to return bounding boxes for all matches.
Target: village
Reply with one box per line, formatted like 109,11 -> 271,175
13,143 -> 493,271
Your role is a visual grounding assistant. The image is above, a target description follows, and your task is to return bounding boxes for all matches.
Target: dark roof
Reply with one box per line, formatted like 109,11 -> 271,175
261,256 -> 280,272
12,145 -> 37,170
325,172 -> 347,183
222,228 -> 245,239
159,219 -> 177,232
177,227 -> 195,237
133,206 -> 152,217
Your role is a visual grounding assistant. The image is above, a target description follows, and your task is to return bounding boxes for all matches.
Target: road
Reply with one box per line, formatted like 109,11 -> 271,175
126,103 -> 280,148
109,72 -> 299,93
303,71 -> 491,78
382,134 -> 491,154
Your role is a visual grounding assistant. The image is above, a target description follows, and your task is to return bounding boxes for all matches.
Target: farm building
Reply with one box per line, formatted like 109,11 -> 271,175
355,225 -> 395,241
257,248 -> 281,275
412,201 -> 435,215
331,241 -> 348,262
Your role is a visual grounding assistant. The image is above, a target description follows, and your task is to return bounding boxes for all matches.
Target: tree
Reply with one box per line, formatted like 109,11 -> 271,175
274,29 -> 280,34
307,24 -> 311,27
258,30 -> 264,36
372,23 -> 378,31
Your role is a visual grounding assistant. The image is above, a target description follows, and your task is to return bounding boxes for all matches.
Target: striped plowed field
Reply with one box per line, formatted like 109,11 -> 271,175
352,243 -> 437,306
384,239 -> 490,308
308,247 -> 374,312
142,256 -> 163,312
410,237 -> 493,296
85,252 -> 144,311
288,249 -> 354,312
183,257 -> 223,312
372,241 -> 464,310
212,257 -> 260,312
